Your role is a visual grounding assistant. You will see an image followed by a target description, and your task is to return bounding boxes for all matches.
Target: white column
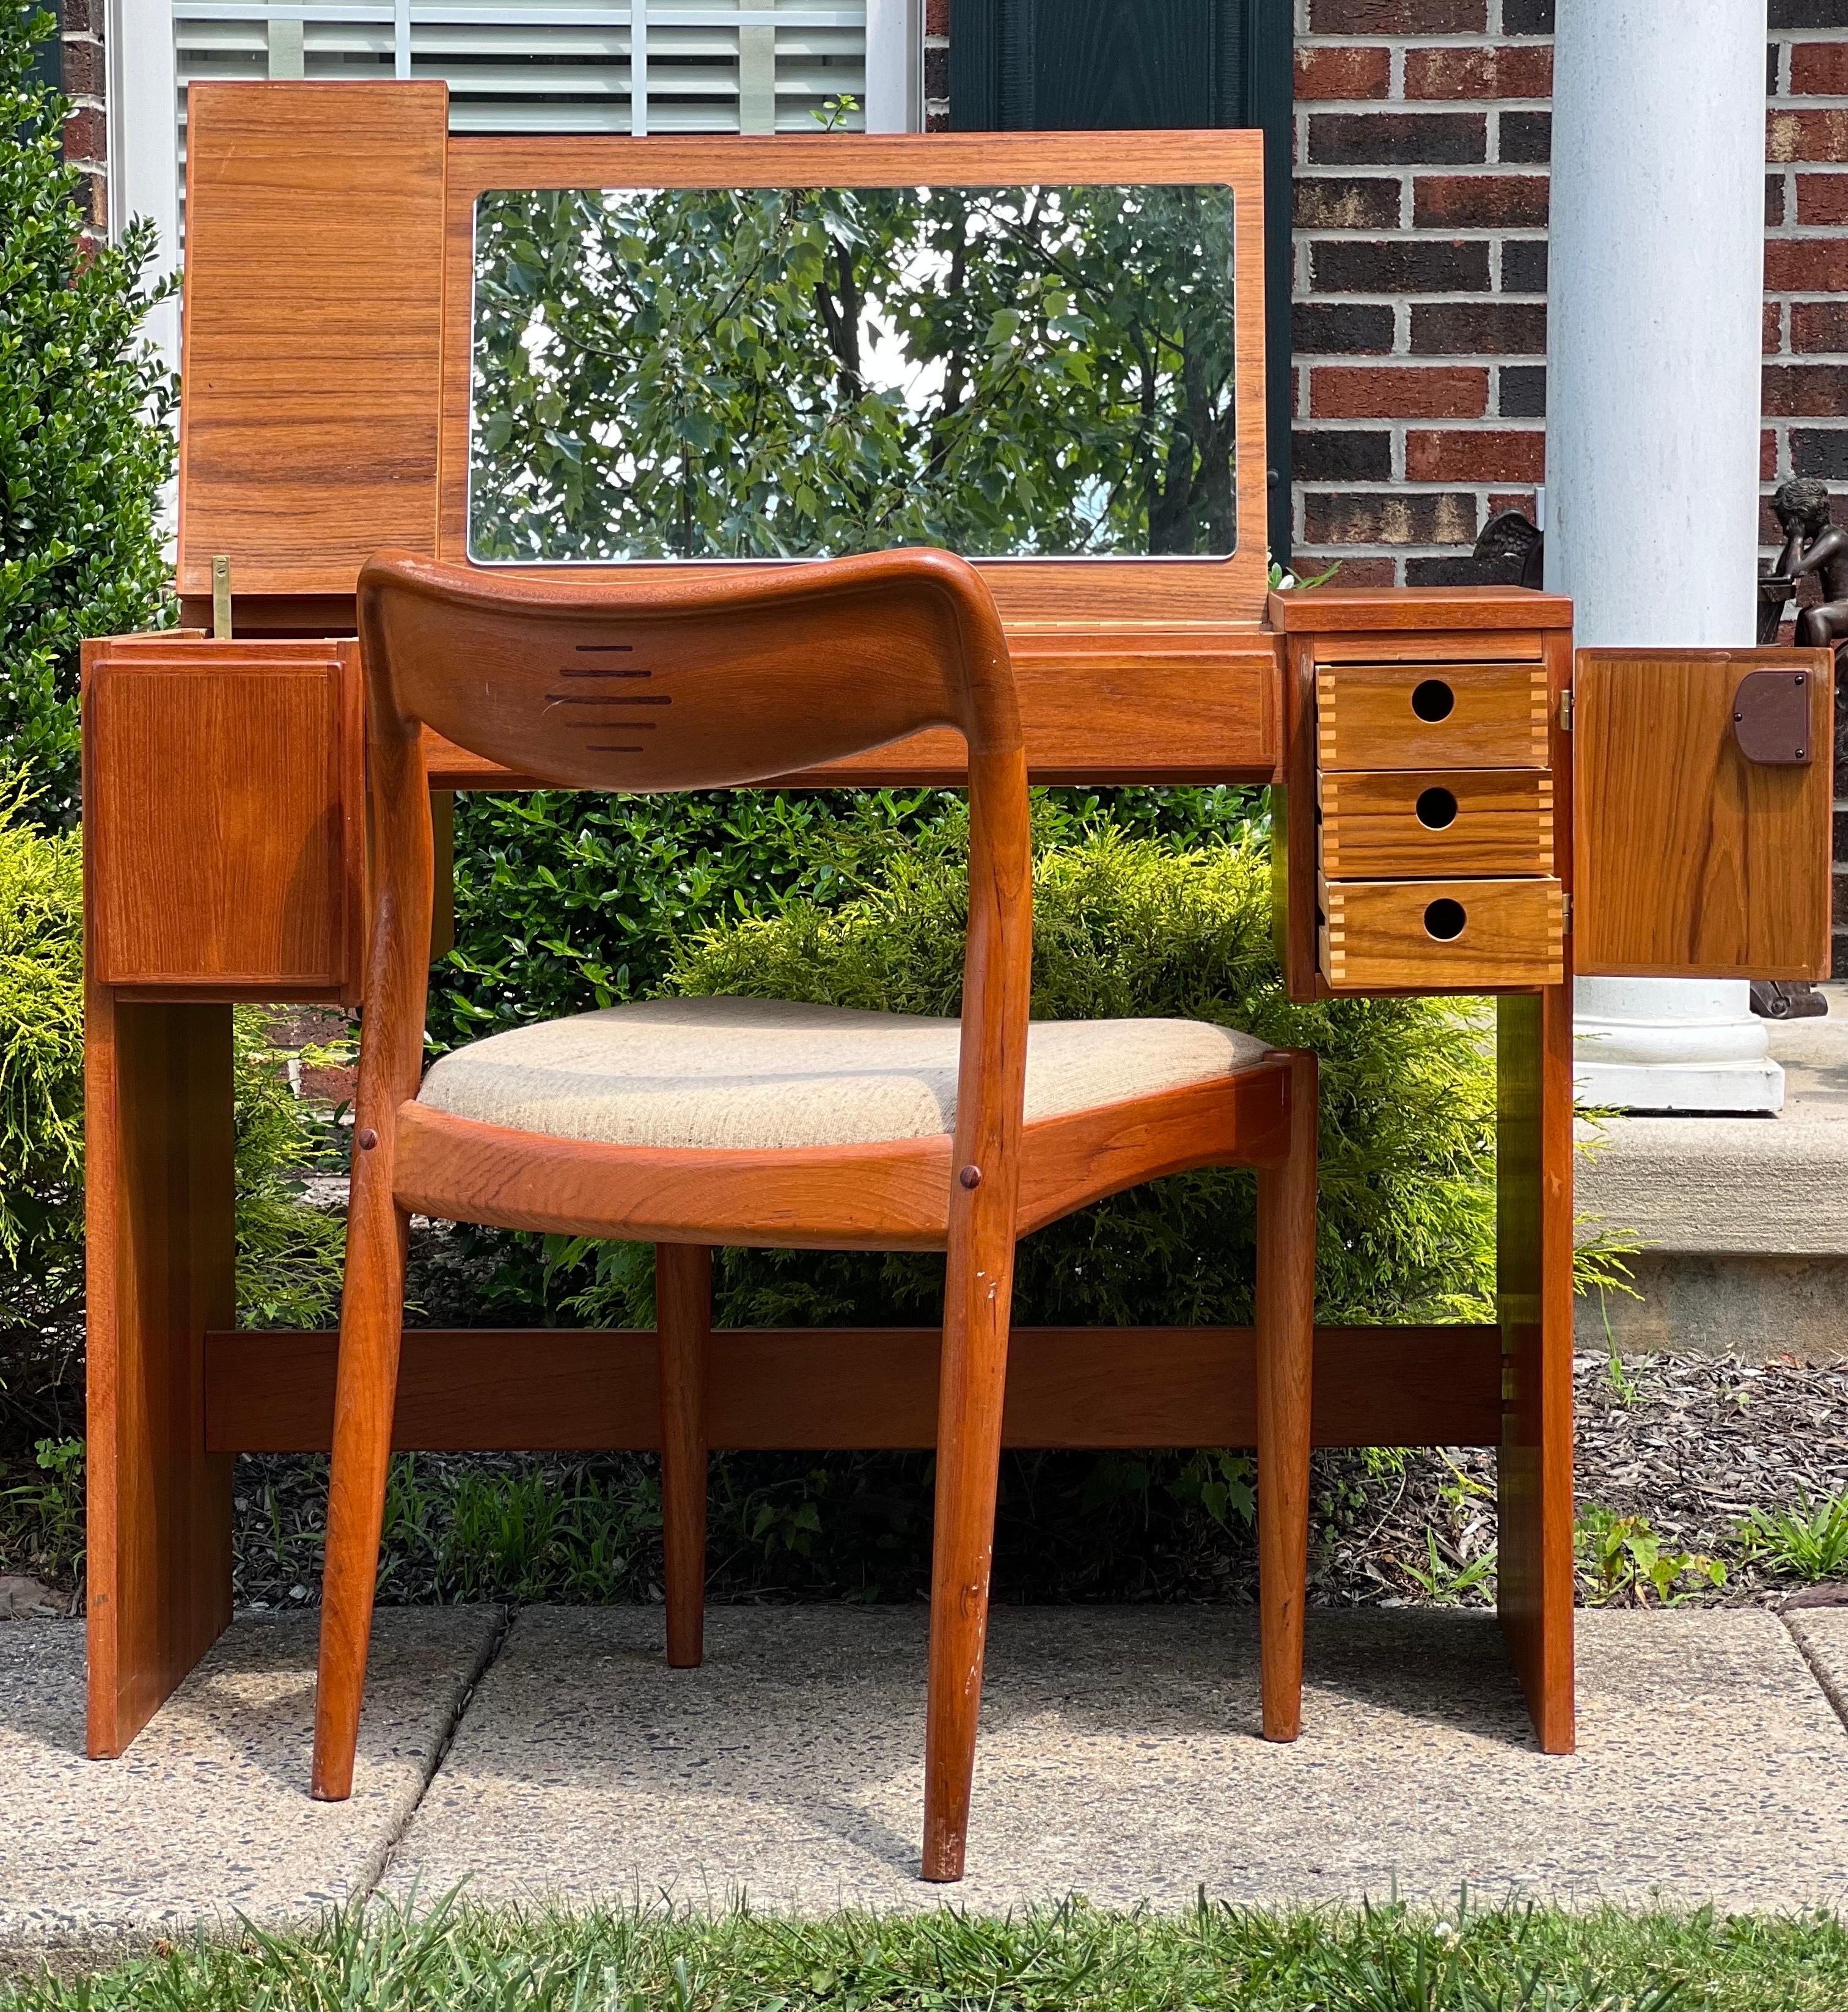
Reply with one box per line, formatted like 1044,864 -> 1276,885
1548,0 -> 1782,1114
865,0 -> 923,133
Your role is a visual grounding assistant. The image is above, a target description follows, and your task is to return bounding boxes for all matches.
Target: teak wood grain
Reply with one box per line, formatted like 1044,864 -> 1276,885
1494,624 -> 1577,1756
437,132 -> 1272,637
1268,586 -> 1572,635
83,995 -> 235,1758
1306,631 -> 1546,666
177,84 -> 449,598
1319,876 -> 1564,992
84,641 -> 364,998
201,1325 -> 1505,1454
1318,662 -> 1550,772
1574,647 -> 1835,981
1318,769 -> 1554,880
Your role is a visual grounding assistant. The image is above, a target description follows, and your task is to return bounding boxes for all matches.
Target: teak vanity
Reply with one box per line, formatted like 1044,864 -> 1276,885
82,83 -> 1835,1849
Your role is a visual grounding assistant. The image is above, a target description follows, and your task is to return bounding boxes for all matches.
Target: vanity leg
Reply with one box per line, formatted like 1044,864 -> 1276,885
1495,985 -> 1576,1755
86,989 -> 236,1757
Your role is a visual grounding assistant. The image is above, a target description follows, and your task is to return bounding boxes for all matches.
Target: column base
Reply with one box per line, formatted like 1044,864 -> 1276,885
1572,1057 -> 1785,1116
1572,978 -> 1785,1116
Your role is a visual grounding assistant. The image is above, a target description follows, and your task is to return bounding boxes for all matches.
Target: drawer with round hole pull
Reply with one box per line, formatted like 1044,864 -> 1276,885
1318,876 -> 1564,993
1316,661 -> 1550,772
1317,769 -> 1555,880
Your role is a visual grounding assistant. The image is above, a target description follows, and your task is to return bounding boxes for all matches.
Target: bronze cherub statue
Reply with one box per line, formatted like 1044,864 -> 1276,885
1771,477 -> 1848,652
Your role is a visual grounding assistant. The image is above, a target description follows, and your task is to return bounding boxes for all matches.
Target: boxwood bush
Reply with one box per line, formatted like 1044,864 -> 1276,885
1,7 -> 176,825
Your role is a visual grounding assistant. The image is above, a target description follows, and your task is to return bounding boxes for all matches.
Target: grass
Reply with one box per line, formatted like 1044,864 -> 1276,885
5,1895 -> 1848,2010
1737,1492 -> 1848,1584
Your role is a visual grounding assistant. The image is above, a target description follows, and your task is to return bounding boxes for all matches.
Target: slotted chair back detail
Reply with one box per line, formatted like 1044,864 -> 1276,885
357,548 -> 1021,792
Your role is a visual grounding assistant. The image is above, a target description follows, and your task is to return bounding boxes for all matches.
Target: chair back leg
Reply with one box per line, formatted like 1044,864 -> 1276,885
920,1206 -> 1019,1881
311,1170 -> 410,1799
657,1243 -> 713,1669
1255,1050 -> 1318,1743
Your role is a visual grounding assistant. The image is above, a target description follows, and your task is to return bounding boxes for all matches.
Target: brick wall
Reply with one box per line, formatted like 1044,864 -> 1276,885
59,0 -> 106,250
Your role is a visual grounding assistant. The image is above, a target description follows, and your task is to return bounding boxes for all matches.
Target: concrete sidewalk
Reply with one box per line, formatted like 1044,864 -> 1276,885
4,1604 -> 1847,1950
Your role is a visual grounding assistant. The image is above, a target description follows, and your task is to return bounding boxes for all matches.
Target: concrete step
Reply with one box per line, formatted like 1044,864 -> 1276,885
1575,984 -> 1848,1359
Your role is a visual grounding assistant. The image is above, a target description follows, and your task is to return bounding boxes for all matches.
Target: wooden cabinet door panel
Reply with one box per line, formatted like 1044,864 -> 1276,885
1574,647 -> 1834,980
86,643 -> 364,996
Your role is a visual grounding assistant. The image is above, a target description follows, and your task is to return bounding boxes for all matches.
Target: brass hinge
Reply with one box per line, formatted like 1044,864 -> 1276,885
212,555 -> 232,641
1561,891 -> 1573,935
1558,689 -> 1574,731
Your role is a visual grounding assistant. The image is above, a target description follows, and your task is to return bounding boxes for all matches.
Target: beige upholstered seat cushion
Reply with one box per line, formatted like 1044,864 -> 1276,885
416,996 -> 1274,1152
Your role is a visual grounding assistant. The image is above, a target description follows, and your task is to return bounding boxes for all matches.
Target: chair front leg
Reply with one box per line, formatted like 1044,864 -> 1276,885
312,1163 -> 409,1800
656,1243 -> 713,1669
1255,1051 -> 1318,1743
922,1212 -> 1017,1882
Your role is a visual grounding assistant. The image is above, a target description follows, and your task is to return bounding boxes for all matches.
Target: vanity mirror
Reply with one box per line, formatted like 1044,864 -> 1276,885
469,180 -> 1241,566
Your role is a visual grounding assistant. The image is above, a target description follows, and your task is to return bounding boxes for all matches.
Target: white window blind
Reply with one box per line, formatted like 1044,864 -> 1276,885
170,2 -> 870,142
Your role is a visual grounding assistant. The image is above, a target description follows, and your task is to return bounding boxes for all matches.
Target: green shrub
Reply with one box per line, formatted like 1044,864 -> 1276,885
432,783 -> 1264,1048
0,785 -> 82,1341
518,808 -> 1496,1334
0,6 -> 177,824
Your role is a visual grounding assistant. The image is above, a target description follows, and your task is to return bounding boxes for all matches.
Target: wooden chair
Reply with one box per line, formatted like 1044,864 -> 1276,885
312,546 -> 1319,1881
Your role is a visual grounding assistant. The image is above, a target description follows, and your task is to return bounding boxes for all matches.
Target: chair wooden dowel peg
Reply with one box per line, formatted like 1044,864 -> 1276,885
310,546 -> 1319,1879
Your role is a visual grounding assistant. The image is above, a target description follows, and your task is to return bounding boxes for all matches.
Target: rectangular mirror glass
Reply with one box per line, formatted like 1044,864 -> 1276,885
469,182 -> 1239,564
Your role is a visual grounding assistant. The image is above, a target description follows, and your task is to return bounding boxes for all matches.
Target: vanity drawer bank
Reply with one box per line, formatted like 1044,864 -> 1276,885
82,83 -> 1835,1865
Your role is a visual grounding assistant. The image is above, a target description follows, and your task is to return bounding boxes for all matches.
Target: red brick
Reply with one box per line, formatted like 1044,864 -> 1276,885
1770,301 -> 1789,355
61,103 -> 105,162
1312,365 -> 1489,419
1411,301 -> 1547,353
1413,174 -> 1549,228
1794,299 -> 1848,351
1791,42 -> 1848,93
1487,491 -> 1537,519
1309,111 -> 1487,165
1310,0 -> 1486,27
1769,109 -> 1848,163
72,167 -> 105,233
1311,238 -> 1489,293
1405,429 -> 1545,482
1296,45 -> 1392,101
1404,45 -> 1553,100
1769,174 -> 1788,228
61,35 -> 103,99
924,46 -> 948,99
1299,555 -> 1398,587
1766,238 -> 1848,291
1764,430 -> 1781,483
925,0 -> 948,32
1797,173 -> 1848,224
1296,178 -> 1402,230
1302,491 -> 1480,546
1764,363 -> 1848,415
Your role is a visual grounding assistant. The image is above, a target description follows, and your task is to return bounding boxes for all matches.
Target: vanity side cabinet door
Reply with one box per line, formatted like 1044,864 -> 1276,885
83,639 -> 365,1002
1574,646 -> 1835,981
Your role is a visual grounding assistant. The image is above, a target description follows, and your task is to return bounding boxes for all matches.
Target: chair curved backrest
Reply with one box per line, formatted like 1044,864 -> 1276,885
356,547 -> 1021,791
349,549 -> 1035,1202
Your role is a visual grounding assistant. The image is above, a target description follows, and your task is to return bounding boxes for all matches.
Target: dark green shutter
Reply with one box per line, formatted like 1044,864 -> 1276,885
950,0 -> 1294,566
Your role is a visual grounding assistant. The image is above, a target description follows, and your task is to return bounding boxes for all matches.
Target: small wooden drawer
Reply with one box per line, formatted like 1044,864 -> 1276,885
1319,876 -> 1564,992
1317,661 -> 1550,771
84,638 -> 364,1000
1318,769 -> 1554,880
